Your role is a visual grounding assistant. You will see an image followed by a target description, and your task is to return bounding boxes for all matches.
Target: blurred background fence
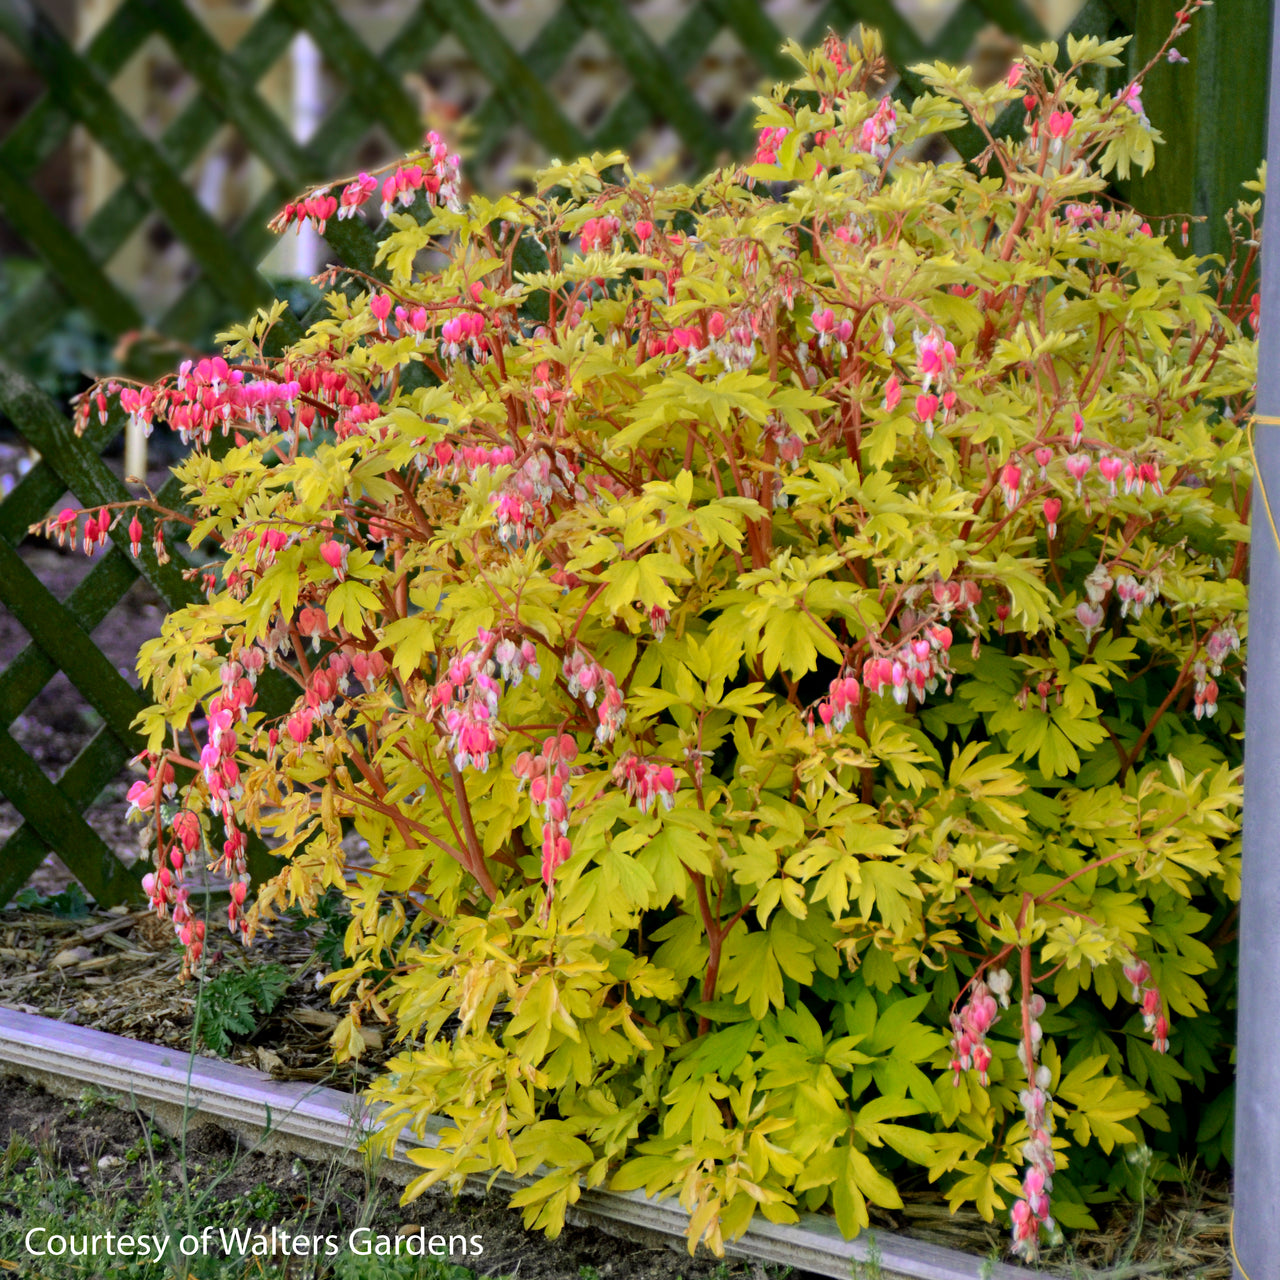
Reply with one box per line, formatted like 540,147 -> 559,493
0,0 -> 1268,906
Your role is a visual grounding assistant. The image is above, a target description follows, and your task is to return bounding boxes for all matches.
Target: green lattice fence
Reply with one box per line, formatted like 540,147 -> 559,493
0,0 -> 1268,905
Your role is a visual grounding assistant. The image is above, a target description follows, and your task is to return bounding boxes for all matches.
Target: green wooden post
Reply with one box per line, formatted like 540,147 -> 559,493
1123,0 -> 1271,264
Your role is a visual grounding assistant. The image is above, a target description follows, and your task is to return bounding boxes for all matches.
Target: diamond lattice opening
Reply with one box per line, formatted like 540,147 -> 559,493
762,0 -> 831,41
1030,0 -> 1093,37
106,37 -> 199,146
104,211 -> 196,324
894,0 -> 968,46
684,26 -> 754,138
547,32 -> 637,137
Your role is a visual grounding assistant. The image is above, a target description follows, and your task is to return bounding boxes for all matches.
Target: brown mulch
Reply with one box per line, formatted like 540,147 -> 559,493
0,901 -> 388,1086
897,1188 -> 1231,1278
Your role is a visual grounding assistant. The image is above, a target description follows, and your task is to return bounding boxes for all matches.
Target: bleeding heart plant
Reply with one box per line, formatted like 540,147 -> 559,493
39,10 -> 1256,1265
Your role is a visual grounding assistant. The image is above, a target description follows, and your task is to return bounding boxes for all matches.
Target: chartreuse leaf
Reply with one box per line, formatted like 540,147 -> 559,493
795,1142 -> 901,1237
945,1160 -> 1022,1221
1058,1056 -> 1149,1152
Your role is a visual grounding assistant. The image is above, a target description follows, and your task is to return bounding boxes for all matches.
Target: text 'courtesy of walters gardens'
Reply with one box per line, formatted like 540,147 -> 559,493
22,1227 -> 486,1259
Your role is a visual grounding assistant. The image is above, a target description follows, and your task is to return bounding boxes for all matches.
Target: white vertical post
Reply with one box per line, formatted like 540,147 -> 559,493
290,31 -> 324,280
1234,3 -> 1280,1275
123,418 -> 147,483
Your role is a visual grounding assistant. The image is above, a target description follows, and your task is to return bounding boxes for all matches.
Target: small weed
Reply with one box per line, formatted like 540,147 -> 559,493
243,1180 -> 281,1221
8,883 -> 91,917
578,1267 -> 602,1280
2,1130 -> 33,1175
851,1234 -> 883,1280
124,1127 -> 167,1163
75,1083 -> 120,1115
194,961 -> 292,1055
32,1118 -> 59,1172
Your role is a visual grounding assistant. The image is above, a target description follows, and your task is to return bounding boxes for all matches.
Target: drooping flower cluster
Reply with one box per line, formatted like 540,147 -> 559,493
350,647 -> 389,690
513,735 -> 579,886
126,656 -> 263,964
1079,561 -> 1163,627
487,629 -> 541,686
308,652 -> 350,717
753,125 -> 789,166
948,973 -> 1003,1087
125,757 -> 176,821
1011,991 -> 1056,1262
424,631 -> 536,775
530,358 -> 575,413
1205,624 -> 1241,671
439,311 -> 489,362
896,325 -> 962,435
1123,958 -> 1171,1053
46,504 -> 113,556
857,97 -> 897,160
861,623 -> 954,707
1051,443 -> 1165,506
203,661 -> 255,814
762,414 -> 805,505
73,359 -> 303,449
813,674 -> 862,736
930,578 -> 982,627
1115,573 -> 1159,620
810,307 -> 854,356
580,215 -> 620,252
1191,674 -> 1219,721
612,754 -> 678,815
434,642 -> 503,773
419,439 -> 578,550
174,357 -> 300,443
702,310 -> 758,372
118,384 -> 157,435
492,452 -> 568,549
338,171 -> 379,219
915,328 -> 956,396
1193,625 -> 1241,719
563,647 -> 626,743
269,130 -> 462,235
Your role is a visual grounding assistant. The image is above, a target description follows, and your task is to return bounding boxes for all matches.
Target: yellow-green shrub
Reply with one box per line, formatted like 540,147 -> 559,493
60,24 -> 1257,1264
